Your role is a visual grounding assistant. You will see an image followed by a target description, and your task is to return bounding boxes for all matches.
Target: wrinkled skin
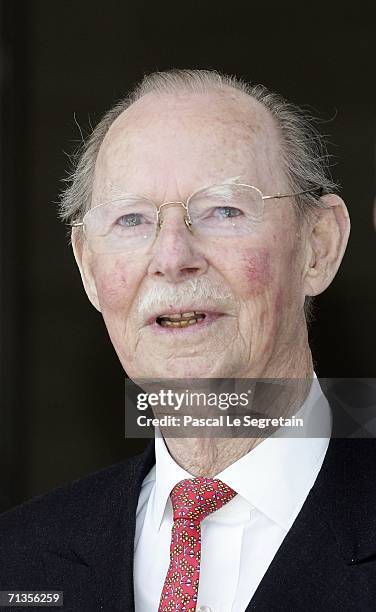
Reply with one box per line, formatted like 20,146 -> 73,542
73,88 -> 350,474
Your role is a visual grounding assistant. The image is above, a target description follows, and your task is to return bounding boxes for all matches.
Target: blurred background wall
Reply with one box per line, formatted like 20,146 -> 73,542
0,0 -> 375,512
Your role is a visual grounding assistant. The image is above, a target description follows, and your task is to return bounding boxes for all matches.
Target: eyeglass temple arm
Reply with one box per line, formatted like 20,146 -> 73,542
262,186 -> 324,201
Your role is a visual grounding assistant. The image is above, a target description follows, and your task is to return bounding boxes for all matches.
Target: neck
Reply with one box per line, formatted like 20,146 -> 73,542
161,346 -> 313,477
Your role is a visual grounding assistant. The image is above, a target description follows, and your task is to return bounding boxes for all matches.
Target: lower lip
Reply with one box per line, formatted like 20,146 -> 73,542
148,313 -> 224,334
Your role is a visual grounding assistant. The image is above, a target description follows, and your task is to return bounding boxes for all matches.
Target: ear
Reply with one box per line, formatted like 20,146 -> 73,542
303,194 -> 350,297
71,229 -> 102,312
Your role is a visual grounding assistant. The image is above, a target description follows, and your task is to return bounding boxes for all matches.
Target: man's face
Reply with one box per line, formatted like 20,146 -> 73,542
82,90 -> 309,379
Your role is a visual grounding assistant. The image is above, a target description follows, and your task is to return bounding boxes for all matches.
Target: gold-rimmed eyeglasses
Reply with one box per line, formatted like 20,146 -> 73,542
71,181 -> 324,254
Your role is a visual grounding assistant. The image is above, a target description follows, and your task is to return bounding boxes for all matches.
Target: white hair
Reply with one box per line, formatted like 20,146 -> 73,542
60,69 -> 339,321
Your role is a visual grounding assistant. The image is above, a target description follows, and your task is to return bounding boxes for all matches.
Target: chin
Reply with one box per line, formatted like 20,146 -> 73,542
132,359 -> 219,380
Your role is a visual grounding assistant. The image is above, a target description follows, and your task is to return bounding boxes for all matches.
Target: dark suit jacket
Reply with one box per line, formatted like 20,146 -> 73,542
0,438 -> 375,611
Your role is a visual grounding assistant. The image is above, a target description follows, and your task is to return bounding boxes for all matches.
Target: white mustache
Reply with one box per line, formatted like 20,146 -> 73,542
137,277 -> 235,318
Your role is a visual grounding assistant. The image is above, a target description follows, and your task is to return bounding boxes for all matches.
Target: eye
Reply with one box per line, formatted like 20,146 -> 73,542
116,212 -> 145,227
213,206 -> 243,219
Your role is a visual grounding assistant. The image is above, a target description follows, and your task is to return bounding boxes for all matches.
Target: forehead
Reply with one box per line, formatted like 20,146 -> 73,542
93,89 -> 285,202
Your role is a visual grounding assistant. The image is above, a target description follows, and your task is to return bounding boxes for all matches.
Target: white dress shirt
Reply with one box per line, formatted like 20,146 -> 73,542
134,375 -> 331,612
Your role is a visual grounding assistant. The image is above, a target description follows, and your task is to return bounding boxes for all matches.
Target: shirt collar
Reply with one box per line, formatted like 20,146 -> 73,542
150,373 -> 331,532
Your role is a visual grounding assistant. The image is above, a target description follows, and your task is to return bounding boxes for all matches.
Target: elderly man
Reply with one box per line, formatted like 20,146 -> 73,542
1,69 -> 375,611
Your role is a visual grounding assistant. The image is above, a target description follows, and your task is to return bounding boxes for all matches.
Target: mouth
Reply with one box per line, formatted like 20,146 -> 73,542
145,309 -> 224,332
156,311 -> 206,328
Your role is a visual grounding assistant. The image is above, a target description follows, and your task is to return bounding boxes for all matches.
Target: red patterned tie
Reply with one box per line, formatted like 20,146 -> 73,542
158,477 -> 237,611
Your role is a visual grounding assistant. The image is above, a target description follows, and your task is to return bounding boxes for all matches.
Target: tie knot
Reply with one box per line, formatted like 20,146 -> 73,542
170,477 -> 237,523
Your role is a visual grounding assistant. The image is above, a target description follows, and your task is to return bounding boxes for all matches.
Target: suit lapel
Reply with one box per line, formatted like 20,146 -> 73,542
246,438 -> 376,610
90,440 -> 156,610
43,441 -> 156,611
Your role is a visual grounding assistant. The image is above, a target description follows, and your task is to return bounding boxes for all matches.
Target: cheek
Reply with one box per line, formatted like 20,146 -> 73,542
93,258 -> 132,312
232,247 -> 288,342
236,247 -> 273,296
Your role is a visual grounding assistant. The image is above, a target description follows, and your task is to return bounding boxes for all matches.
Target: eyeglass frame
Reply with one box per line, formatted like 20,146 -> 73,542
71,183 -> 325,237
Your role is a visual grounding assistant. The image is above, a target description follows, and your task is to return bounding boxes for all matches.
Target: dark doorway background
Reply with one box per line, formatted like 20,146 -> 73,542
1,1 -> 375,512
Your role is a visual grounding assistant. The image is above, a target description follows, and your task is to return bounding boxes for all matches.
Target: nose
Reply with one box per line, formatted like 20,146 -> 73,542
147,207 -> 208,282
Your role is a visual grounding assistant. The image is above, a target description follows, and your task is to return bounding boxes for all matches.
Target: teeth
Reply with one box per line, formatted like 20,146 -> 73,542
159,315 -> 205,328
156,310 -> 206,328
159,311 -> 198,320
